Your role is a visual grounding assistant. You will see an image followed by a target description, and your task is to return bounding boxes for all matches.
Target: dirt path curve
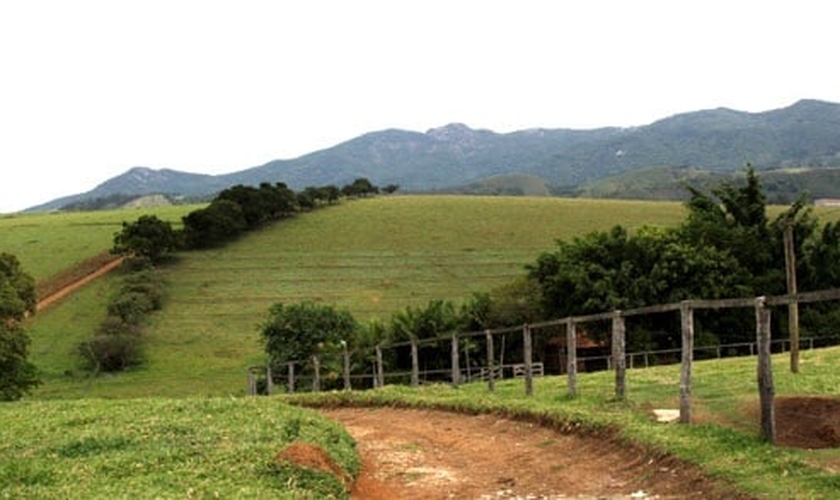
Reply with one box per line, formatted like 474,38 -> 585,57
35,257 -> 124,311
321,407 -> 741,500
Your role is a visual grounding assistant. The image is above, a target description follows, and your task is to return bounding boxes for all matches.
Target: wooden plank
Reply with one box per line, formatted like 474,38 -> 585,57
342,344 -> 351,391
756,297 -> 776,444
612,311 -> 626,400
485,330 -> 495,392
375,345 -> 384,388
679,302 -> 693,424
567,319 -> 578,398
451,333 -> 461,387
312,356 -> 321,392
410,337 -> 419,387
287,362 -> 295,394
523,324 -> 534,396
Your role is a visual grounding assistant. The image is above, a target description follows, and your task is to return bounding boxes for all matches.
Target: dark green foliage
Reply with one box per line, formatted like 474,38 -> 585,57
0,322 -> 40,400
261,301 -> 358,366
0,253 -> 36,321
78,334 -> 143,372
0,253 -> 39,400
181,199 -> 247,249
112,214 -> 179,264
79,269 -> 165,373
529,168 -> 840,348
106,292 -> 155,325
341,178 -> 378,197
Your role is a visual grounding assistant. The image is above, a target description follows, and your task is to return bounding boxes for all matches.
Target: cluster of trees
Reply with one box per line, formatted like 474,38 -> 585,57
529,167 -> 840,350
261,168 -> 840,381
0,253 -> 39,400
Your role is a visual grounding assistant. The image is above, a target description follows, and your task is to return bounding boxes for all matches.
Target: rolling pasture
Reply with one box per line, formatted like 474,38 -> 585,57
24,195 -> 687,398
7,195 -> 840,497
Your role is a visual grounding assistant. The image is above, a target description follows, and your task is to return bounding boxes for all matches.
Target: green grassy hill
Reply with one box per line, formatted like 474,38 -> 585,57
26,195 -> 687,399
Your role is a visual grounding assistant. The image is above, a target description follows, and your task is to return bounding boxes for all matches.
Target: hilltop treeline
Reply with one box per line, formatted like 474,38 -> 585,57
83,178 -> 386,372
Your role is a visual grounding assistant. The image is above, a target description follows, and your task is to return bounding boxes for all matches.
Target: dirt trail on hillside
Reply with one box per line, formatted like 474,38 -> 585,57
320,407 -> 745,500
35,257 -> 124,311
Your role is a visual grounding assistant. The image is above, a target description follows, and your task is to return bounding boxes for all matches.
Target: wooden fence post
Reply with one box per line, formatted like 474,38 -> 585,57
266,365 -> 273,396
451,333 -> 461,386
312,355 -> 321,392
566,319 -> 578,398
485,329 -> 495,392
410,337 -> 419,387
342,344 -> 351,391
247,369 -> 256,396
680,301 -> 694,424
612,311 -> 626,400
376,345 -> 384,388
784,223 -> 800,373
287,362 -> 295,394
756,297 -> 776,444
523,324 -> 534,396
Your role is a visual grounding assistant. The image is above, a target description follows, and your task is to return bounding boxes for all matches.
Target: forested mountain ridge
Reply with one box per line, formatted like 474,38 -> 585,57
29,99 -> 840,211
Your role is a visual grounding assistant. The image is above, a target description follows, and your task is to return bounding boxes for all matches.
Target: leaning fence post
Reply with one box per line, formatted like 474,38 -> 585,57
287,362 -> 295,394
680,301 -> 694,424
450,332 -> 461,386
612,311 -> 626,400
566,318 -> 578,398
375,345 -> 384,388
523,323 -> 534,396
756,296 -> 776,444
342,343 -> 351,391
485,329 -> 495,392
312,355 -> 321,392
410,336 -> 419,387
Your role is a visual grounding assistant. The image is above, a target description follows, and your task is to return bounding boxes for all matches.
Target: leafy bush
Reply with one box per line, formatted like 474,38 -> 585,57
78,334 -> 143,372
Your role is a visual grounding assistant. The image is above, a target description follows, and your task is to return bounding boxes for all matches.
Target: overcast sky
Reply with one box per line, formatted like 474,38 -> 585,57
1,0 -> 839,213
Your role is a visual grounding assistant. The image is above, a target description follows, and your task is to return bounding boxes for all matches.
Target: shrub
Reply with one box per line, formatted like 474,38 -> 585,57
78,334 -> 143,372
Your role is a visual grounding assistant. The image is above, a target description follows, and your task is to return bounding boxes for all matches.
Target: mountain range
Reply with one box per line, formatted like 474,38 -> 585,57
30,99 -> 840,211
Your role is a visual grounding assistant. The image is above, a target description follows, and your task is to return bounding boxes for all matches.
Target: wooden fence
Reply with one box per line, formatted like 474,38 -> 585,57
248,287 -> 840,444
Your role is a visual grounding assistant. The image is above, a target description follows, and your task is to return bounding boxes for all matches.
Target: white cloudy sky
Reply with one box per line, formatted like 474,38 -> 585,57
1,0 -> 839,213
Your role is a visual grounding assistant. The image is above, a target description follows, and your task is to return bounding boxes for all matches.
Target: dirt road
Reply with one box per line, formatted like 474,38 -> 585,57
321,407 -> 742,500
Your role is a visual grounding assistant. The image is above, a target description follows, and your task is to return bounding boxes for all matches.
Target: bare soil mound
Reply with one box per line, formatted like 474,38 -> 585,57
274,441 -> 352,488
776,396 -> 840,449
322,407 -> 746,499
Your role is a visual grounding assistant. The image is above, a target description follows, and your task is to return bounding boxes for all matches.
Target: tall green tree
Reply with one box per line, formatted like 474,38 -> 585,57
112,214 -> 179,264
0,253 -> 39,400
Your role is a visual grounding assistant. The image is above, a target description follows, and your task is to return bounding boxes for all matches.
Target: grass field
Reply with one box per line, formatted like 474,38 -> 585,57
0,205 -> 197,283
0,397 -> 358,498
26,195 -> 689,398
9,194 -> 840,497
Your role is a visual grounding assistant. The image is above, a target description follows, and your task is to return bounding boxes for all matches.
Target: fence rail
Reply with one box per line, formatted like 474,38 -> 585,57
248,287 -> 840,445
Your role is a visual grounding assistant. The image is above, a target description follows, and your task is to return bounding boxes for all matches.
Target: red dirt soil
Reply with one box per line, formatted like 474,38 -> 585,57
775,396 -> 840,449
321,407 -> 748,500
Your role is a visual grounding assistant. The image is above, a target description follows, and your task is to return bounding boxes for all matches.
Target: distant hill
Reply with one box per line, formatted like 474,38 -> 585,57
27,99 -> 840,211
